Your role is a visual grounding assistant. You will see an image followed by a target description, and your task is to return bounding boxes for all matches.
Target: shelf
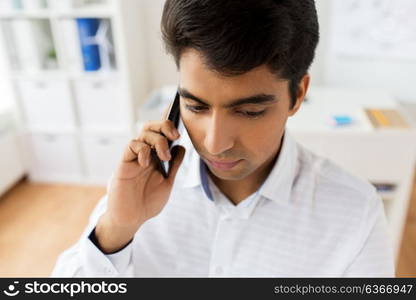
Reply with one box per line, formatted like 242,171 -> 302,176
0,0 -> 149,186
79,128 -> 132,136
10,70 -> 119,80
0,10 -> 50,19
0,0 -> 115,18
68,70 -> 119,80
20,126 -> 79,135
0,8 -> 114,19
1,18 -> 58,72
20,126 -> 132,136
10,70 -> 67,80
53,9 -> 114,19
372,182 -> 398,204
378,191 -> 396,202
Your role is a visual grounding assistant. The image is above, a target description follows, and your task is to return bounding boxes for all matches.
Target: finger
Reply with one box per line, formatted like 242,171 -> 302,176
137,144 -> 151,167
143,120 -> 180,141
122,140 -> 150,164
162,104 -> 170,120
139,131 -> 171,161
167,146 -> 186,183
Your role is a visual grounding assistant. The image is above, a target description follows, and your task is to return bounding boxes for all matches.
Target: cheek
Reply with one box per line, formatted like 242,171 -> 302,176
181,111 -> 204,143
243,128 -> 281,159
240,113 -> 287,159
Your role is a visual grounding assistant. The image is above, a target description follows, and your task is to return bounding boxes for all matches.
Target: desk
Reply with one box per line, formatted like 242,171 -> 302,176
287,87 -> 416,260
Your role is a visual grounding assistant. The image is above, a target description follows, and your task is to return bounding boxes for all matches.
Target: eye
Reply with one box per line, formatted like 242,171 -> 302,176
185,104 -> 266,119
237,110 -> 267,118
185,105 -> 208,113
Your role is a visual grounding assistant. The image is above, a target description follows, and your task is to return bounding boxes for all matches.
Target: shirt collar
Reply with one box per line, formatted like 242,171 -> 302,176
258,131 -> 299,203
179,129 -> 299,204
180,143 -> 214,200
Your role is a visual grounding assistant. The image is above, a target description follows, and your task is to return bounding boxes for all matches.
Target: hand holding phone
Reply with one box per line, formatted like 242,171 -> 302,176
151,91 -> 181,178
97,91 -> 185,253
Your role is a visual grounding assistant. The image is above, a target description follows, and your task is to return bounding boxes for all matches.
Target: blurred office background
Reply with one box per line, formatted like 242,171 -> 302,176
0,0 -> 415,277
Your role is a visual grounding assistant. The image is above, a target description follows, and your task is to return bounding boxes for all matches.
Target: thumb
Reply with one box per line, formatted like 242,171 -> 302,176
167,146 -> 186,182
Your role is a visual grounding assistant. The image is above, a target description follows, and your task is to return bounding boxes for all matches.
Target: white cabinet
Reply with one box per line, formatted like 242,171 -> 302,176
0,0 -> 149,185
0,126 -> 26,195
17,79 -> 76,131
73,78 -> 130,132
81,133 -> 128,184
27,132 -> 83,182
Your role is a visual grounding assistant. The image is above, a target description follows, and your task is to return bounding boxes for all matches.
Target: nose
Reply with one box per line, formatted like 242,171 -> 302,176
203,111 -> 235,156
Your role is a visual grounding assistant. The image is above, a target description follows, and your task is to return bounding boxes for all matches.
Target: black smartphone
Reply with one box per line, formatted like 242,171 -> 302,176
151,91 -> 180,178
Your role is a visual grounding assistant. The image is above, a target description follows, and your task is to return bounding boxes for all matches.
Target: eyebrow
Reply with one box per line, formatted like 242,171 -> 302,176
178,87 -> 278,108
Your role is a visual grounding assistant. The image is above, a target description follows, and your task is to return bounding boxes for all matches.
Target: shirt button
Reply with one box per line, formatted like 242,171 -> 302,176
104,267 -> 114,274
221,215 -> 231,222
215,266 -> 224,275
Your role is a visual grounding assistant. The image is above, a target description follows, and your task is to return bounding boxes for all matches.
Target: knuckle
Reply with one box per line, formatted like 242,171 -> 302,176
154,133 -> 166,142
128,139 -> 138,150
155,137 -> 168,148
142,121 -> 152,131
138,131 -> 152,142
136,142 -> 145,152
136,136 -> 144,143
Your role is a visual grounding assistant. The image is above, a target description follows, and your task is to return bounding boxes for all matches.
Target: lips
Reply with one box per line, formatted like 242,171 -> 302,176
206,158 -> 242,170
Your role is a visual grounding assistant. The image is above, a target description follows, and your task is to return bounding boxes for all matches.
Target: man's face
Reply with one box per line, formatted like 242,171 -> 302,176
179,49 -> 306,181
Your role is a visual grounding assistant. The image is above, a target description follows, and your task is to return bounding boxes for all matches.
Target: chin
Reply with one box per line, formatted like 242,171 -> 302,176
207,165 -> 252,181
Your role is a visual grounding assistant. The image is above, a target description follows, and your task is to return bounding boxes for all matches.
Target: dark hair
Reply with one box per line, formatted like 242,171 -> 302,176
161,0 -> 319,109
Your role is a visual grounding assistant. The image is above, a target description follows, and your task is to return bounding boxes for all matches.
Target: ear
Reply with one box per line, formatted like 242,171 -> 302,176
288,74 -> 310,117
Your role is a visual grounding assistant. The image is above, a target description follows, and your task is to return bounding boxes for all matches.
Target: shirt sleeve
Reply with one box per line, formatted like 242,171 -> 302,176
343,191 -> 396,277
50,174 -> 135,277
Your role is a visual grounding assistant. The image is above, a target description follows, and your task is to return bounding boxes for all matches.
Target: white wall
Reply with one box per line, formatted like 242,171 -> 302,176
308,0 -> 330,87
141,0 -> 178,92
140,0 -> 415,104
140,0 -> 332,90
320,0 -> 416,103
2,1 -> 412,105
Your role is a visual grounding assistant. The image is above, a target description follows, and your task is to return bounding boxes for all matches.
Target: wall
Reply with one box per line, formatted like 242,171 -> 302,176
322,0 -> 416,103
140,0 -> 415,104
141,0 -> 178,93
139,0 -> 331,92
308,0 -> 330,87
0,0 -> 347,102
1,1 -> 413,105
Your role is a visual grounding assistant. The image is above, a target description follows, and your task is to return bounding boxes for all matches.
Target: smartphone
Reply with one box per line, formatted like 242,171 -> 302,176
151,91 -> 180,178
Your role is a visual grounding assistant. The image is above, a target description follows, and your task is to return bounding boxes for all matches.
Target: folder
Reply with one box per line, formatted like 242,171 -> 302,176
364,108 -> 410,129
76,18 -> 101,71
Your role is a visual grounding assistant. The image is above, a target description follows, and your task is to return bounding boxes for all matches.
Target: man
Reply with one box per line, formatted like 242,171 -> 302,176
52,0 -> 394,277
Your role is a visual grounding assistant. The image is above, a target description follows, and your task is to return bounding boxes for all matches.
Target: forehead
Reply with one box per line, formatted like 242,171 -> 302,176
179,49 -> 289,102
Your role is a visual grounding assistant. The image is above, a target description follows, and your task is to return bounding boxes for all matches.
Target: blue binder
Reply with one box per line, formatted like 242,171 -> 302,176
76,18 -> 101,71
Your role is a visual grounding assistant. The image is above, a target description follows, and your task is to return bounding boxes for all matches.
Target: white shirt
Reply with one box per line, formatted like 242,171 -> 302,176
51,129 -> 395,277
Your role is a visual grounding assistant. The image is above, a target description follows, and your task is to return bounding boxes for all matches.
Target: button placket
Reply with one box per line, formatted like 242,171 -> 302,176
209,213 -> 236,277
102,266 -> 116,276
214,265 -> 224,275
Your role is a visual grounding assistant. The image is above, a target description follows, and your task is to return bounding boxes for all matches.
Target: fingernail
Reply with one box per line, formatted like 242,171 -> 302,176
170,130 -> 177,138
165,150 -> 171,160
